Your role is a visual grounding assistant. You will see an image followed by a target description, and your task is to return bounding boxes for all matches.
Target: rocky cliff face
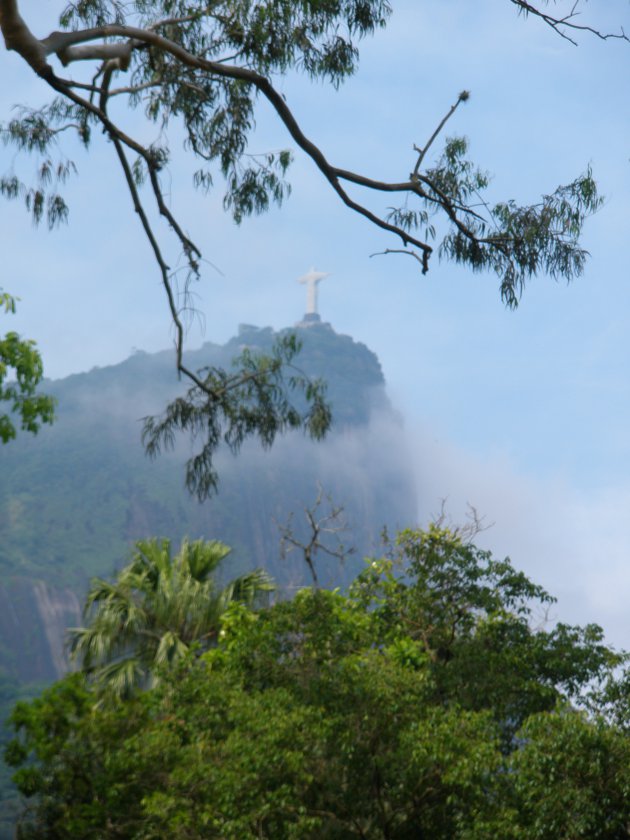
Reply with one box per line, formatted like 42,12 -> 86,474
0,579 -> 81,682
0,322 -> 417,682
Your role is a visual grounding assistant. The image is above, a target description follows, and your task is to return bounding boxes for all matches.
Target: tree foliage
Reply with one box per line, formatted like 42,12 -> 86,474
0,2 -> 609,302
68,537 -> 274,700
7,527 -> 629,838
143,333 -> 331,500
0,290 -> 54,444
0,0 -> 621,480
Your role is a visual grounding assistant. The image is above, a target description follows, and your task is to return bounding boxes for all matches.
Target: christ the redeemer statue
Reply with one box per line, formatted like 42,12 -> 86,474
298,268 -> 330,316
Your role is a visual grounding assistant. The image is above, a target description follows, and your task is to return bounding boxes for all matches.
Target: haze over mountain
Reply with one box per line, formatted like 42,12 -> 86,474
0,318 -> 417,683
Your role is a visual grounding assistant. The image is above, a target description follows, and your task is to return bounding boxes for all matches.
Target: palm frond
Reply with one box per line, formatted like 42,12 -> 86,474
73,538 -> 275,696
94,657 -> 145,700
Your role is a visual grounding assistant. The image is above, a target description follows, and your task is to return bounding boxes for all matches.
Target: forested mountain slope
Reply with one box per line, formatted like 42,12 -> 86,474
0,320 -> 417,682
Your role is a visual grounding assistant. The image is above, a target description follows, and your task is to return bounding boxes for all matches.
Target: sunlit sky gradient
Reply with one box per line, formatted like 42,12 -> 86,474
1,1 -> 629,645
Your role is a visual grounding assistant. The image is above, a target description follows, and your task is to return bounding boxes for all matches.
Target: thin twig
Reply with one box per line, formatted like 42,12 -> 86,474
510,0 -> 629,45
412,90 -> 469,177
370,248 -> 428,270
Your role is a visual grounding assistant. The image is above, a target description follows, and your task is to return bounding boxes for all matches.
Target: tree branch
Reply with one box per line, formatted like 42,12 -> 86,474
510,0 -> 629,46
4,18 -> 436,257
278,486 -> 353,588
0,1 -> 610,356
0,0 -> 49,76
412,90 -> 469,177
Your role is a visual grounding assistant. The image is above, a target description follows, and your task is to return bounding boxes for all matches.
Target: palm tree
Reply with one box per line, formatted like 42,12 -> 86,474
68,538 -> 273,699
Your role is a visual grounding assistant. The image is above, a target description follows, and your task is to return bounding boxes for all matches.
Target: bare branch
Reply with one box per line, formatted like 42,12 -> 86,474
56,40 -> 135,68
412,90 -> 470,177
147,3 -> 222,32
431,499 -> 494,545
370,248 -> 428,270
278,486 -> 354,588
510,0 -> 629,45
107,79 -> 163,96
94,64 -> 203,392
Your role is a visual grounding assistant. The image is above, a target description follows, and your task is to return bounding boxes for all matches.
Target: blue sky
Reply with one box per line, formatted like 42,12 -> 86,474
1,1 -> 629,645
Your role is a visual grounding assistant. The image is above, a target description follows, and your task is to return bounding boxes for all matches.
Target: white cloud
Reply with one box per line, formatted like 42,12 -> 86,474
409,420 -> 630,651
